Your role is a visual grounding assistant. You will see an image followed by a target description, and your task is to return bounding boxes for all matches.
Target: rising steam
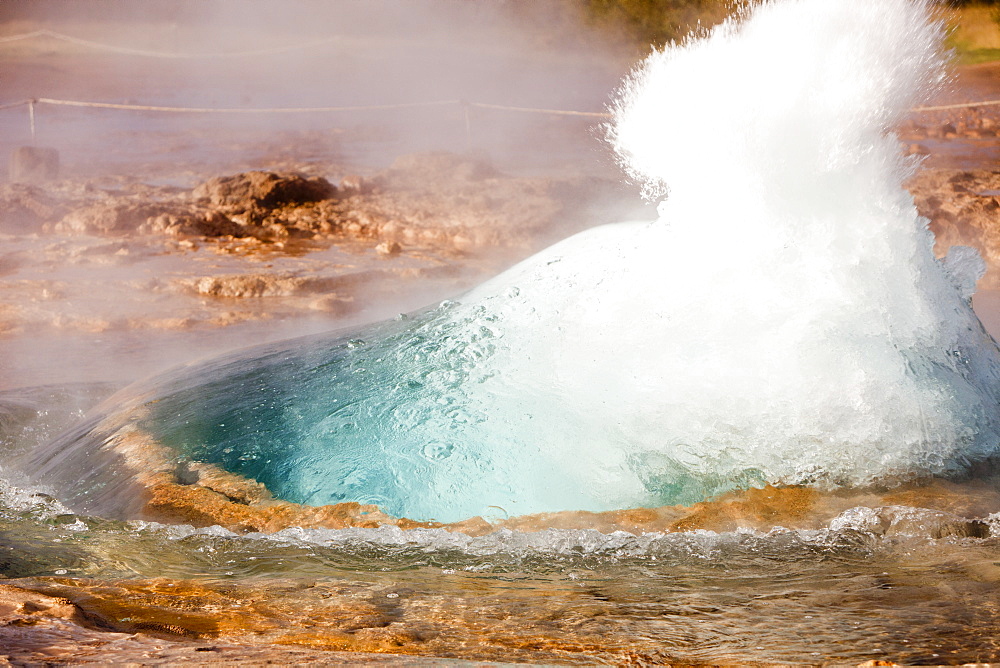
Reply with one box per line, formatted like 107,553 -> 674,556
26,0 -> 1000,524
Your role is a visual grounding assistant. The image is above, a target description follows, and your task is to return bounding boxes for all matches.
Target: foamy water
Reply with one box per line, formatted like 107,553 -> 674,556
426,0 -> 1000,516
22,0 -> 1000,526
7,2 -> 1000,663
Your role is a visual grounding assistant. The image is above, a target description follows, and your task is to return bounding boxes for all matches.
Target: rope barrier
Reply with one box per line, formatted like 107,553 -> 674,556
32,97 -> 461,114
5,93 -> 998,146
1,94 -> 998,119
0,28 -> 338,59
2,29 -> 997,114
0,30 -> 47,44
3,29 -> 1000,113
0,97 -> 609,144
0,97 -> 613,118
469,102 -> 612,119
911,99 -> 1000,112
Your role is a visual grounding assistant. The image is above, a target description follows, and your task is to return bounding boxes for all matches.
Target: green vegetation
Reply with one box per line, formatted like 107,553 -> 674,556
940,1 -> 1000,64
504,0 -> 1000,61
953,46 -> 1000,64
580,0 -> 733,51
497,0 -> 734,55
566,0 -> 1000,62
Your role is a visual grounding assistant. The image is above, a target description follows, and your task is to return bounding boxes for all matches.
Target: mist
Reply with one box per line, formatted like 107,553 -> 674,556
0,0 -> 634,178
0,0 -> 643,399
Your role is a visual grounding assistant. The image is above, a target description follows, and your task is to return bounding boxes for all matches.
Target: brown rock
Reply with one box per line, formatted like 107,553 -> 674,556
189,274 -> 304,298
667,484 -> 818,532
905,168 -> 1000,286
180,273 -> 358,298
59,201 -> 181,234
375,240 -> 402,256
338,174 -> 372,194
0,184 -> 64,233
194,171 -> 337,213
166,211 -> 246,238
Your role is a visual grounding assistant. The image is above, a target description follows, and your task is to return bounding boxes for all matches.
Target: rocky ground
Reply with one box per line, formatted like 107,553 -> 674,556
0,139 -> 651,667
5,20 -> 1000,666
898,63 -> 1000,289
0,150 -> 640,389
3,136 -> 1000,663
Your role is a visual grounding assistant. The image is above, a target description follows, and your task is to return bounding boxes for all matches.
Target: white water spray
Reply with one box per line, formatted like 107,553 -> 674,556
26,0 -> 1000,523
411,0 -> 1000,514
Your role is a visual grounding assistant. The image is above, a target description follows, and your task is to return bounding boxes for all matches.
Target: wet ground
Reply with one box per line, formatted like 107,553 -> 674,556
5,14 -> 1000,667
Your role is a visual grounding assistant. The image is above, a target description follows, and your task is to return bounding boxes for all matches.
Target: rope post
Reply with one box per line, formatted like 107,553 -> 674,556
460,100 -> 472,151
28,99 -> 36,142
11,99 -> 58,182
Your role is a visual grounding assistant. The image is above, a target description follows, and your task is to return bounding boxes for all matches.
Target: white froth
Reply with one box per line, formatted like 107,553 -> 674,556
45,0 -> 1000,524
430,0 -> 1000,516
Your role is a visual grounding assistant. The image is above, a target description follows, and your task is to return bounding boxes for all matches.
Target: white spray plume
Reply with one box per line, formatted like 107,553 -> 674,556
443,0 -> 1000,517
27,0 -> 1000,524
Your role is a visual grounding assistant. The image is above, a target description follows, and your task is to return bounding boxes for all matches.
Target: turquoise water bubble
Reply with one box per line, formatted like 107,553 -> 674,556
24,0 -> 1000,524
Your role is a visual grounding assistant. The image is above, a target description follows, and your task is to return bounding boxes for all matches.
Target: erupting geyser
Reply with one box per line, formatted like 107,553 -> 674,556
26,0 -> 1000,523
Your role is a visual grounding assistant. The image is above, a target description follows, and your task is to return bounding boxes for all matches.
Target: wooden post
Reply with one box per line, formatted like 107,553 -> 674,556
462,100 -> 471,151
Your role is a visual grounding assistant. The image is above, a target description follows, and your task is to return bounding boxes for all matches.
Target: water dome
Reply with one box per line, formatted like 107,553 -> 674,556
26,0 -> 1000,524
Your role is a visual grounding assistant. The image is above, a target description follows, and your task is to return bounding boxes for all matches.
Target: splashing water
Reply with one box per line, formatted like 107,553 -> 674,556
26,0 -> 1000,523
